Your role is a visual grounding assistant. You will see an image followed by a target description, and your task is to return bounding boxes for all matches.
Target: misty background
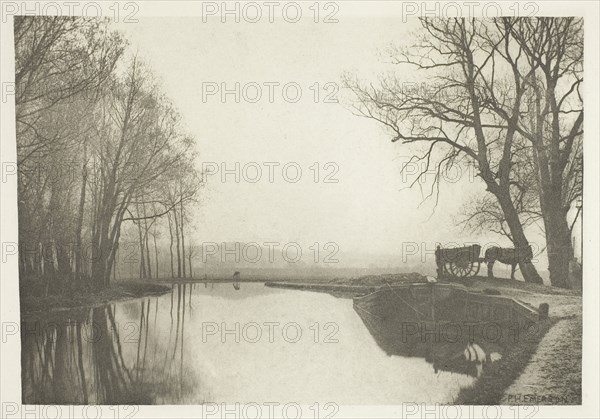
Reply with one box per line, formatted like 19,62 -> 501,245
110,16 -> 581,281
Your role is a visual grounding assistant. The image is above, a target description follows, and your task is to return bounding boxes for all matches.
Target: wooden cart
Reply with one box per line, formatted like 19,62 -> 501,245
435,244 -> 483,278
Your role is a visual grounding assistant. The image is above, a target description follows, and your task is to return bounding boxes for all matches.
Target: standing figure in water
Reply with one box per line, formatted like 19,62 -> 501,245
233,271 -> 241,290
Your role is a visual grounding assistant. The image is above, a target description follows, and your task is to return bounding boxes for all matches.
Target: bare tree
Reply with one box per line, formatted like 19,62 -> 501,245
503,18 -> 583,288
14,17 -> 124,286
345,18 -> 549,284
16,18 -> 204,292
87,59 -> 194,288
346,18 -> 583,287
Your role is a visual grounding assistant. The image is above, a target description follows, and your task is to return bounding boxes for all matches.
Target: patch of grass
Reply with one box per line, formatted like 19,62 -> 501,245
454,319 -> 554,404
462,276 -> 580,296
20,279 -> 170,315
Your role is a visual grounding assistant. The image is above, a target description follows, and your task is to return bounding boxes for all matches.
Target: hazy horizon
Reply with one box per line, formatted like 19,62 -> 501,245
110,16 -> 572,282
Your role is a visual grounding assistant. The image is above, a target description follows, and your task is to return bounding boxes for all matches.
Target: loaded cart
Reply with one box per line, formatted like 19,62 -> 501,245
435,244 -> 483,278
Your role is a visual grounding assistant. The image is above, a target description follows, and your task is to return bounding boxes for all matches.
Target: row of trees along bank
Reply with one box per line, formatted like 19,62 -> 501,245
15,17 -> 201,291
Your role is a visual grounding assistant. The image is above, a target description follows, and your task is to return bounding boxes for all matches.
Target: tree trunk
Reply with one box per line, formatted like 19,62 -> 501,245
91,212 -> 113,290
74,143 -> 87,281
529,62 -> 581,289
167,211 -> 175,278
104,211 -> 124,288
173,207 -> 181,278
540,197 -> 572,288
90,183 -> 127,289
546,222 -> 571,289
153,224 -> 159,279
180,200 -> 186,278
143,201 -> 152,279
495,190 -> 544,284
135,200 -> 146,279
188,246 -> 193,278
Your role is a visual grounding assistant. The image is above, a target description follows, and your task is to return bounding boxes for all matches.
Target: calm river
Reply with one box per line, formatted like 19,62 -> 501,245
21,282 -> 486,404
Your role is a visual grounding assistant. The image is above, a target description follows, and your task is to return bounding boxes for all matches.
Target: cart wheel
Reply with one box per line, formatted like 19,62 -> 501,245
471,261 -> 481,277
446,260 -> 480,278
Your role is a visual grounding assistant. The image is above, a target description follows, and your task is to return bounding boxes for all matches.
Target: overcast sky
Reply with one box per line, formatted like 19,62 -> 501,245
114,15 -> 551,272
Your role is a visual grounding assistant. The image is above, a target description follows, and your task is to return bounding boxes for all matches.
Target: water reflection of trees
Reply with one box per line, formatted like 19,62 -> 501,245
22,283 -> 199,404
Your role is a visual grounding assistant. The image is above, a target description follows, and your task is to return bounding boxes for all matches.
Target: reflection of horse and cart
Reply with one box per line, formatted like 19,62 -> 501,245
435,244 -> 534,280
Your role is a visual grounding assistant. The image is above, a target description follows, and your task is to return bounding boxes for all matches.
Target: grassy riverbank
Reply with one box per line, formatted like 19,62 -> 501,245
453,276 -> 582,404
20,279 -> 170,315
454,319 -> 555,404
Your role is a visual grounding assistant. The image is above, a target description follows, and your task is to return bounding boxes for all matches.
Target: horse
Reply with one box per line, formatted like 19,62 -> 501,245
484,246 -> 533,280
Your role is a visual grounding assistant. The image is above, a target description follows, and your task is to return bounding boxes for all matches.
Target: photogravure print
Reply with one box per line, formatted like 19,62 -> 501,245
0,1 -> 597,418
